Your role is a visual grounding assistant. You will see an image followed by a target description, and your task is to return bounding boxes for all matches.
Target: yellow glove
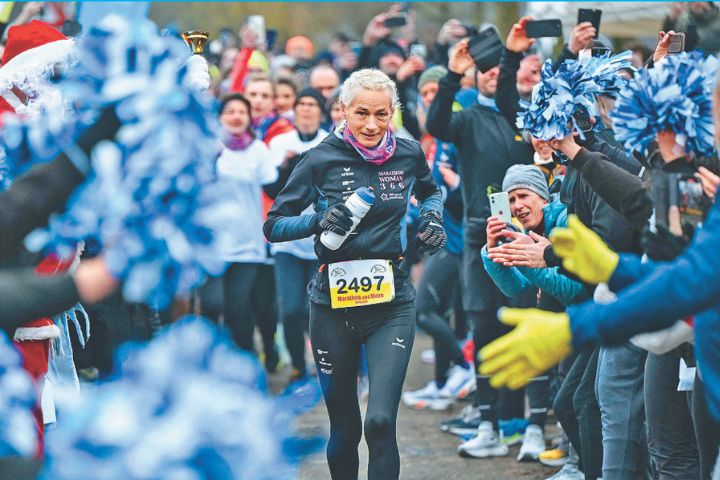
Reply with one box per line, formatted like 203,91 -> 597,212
479,308 -> 573,390
550,214 -> 619,284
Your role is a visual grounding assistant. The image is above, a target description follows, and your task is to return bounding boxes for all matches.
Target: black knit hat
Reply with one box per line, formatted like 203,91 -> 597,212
294,87 -> 327,115
378,41 -> 407,61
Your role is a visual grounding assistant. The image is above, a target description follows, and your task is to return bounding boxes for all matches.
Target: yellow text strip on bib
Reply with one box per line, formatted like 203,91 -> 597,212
328,259 -> 395,309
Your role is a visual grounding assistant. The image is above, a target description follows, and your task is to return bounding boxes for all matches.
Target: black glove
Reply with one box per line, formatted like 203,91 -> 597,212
416,211 -> 446,255
642,224 -> 689,261
465,217 -> 487,248
315,203 -> 354,235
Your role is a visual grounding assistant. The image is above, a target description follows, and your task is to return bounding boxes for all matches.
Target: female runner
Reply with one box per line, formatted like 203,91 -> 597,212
264,69 -> 446,480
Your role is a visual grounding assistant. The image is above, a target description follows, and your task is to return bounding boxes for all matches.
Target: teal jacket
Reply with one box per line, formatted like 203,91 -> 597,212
481,199 -> 584,306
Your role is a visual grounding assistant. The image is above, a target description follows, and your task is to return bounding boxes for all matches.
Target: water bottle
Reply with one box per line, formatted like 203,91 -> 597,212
320,187 -> 375,250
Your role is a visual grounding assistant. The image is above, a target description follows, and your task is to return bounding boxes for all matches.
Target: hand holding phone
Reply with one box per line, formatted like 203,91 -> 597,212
448,38 -> 475,75
577,9 -> 602,37
506,16 -> 535,53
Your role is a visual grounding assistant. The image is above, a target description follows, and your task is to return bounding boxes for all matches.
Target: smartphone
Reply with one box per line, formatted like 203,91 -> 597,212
578,8 -> 602,37
667,32 -> 685,54
409,43 -> 427,60
572,106 -> 593,133
591,46 -> 611,57
525,19 -> 563,38
490,192 -> 512,224
468,27 -> 503,73
384,15 -> 407,28
246,15 -> 266,46
265,29 -> 278,51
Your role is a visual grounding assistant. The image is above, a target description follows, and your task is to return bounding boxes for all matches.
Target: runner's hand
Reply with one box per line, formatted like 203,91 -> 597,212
416,211 -> 446,255
317,204 -> 354,235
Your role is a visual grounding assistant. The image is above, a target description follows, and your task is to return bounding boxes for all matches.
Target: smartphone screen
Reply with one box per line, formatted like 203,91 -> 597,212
490,192 -> 512,224
525,19 -> 563,38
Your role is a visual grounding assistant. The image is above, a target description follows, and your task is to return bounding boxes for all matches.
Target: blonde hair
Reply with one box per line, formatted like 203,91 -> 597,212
339,68 -> 398,109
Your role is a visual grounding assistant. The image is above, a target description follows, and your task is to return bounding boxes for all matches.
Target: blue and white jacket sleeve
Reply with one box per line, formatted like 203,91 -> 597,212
518,266 -> 585,306
567,199 -> 720,349
480,246 -> 533,298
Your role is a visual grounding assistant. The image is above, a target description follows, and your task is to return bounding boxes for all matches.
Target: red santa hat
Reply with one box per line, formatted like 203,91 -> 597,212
0,20 -> 74,110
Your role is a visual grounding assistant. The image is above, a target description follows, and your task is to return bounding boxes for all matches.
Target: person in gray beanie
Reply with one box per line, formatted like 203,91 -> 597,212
482,165 -> 583,464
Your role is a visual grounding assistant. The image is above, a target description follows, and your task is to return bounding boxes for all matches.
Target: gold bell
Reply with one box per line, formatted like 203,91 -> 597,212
181,30 -> 209,55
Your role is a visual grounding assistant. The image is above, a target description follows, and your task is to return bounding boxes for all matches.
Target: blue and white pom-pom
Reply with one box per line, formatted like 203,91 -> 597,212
517,51 -> 632,141
0,331 -> 37,457
610,51 -> 719,157
2,15 -> 242,308
42,317 -> 323,480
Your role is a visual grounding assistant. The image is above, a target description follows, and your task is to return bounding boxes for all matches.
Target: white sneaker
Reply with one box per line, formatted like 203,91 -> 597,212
457,421 -> 509,458
439,365 -> 476,400
546,462 -> 584,480
402,381 -> 452,410
517,424 -> 545,461
421,348 -> 435,364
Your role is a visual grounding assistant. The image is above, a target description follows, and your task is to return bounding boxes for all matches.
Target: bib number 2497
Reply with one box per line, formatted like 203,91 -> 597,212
329,259 -> 395,309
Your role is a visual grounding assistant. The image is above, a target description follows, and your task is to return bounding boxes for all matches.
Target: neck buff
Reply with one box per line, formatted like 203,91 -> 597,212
221,128 -> 254,151
342,123 -> 396,165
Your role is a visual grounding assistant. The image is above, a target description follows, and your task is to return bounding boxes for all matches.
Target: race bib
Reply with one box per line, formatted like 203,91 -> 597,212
328,259 -> 395,309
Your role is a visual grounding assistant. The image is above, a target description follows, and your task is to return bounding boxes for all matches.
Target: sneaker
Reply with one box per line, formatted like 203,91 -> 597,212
539,448 -> 568,467
421,349 -> 436,364
458,421 -> 509,458
517,425 -> 545,461
439,365 -> 475,400
545,462 -> 584,480
402,381 -> 452,410
440,404 -> 482,435
499,418 -> 528,446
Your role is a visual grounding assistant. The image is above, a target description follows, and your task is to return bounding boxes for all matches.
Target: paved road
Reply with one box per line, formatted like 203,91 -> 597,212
282,332 -> 559,480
